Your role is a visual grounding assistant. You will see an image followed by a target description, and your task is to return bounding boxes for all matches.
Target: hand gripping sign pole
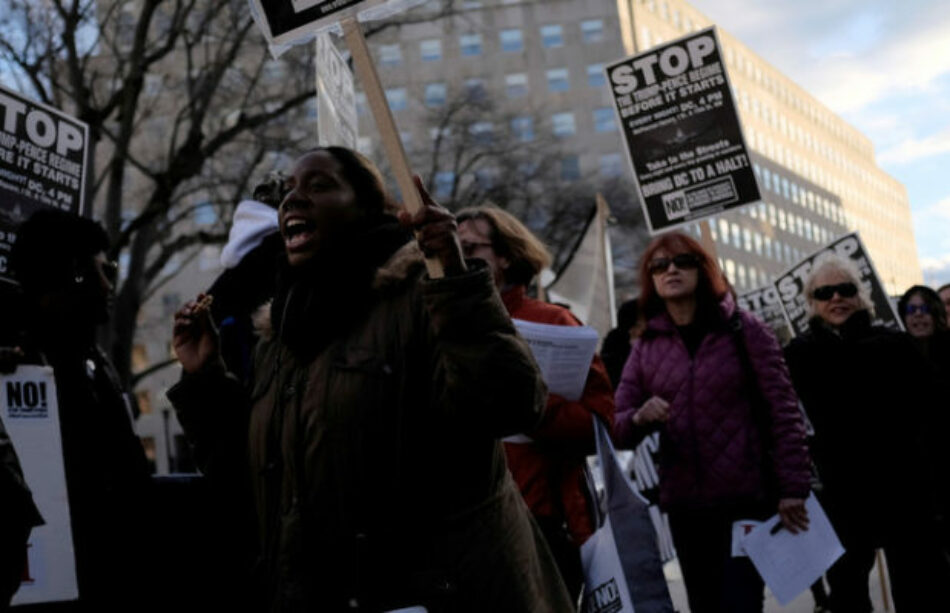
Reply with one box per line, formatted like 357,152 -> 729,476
340,17 -> 444,279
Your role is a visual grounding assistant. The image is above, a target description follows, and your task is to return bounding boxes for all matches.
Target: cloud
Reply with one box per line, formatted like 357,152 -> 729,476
920,254 -> 950,287
878,128 -> 950,165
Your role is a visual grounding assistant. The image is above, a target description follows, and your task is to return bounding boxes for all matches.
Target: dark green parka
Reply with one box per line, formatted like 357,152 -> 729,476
168,242 -> 573,613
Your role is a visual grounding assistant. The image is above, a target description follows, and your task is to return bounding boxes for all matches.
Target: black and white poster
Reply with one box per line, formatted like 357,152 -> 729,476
250,0 -> 425,51
774,232 -> 901,336
737,286 -> 795,346
0,85 -> 89,284
605,27 -> 760,234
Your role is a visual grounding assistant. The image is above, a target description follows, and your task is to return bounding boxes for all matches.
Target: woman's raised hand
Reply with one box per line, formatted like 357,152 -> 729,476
399,175 -> 467,276
172,293 -> 220,374
632,396 -> 670,426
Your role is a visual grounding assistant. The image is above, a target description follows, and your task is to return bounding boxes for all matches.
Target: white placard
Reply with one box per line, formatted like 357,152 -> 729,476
3,365 -> 78,606
315,33 -> 358,149
512,319 -> 599,402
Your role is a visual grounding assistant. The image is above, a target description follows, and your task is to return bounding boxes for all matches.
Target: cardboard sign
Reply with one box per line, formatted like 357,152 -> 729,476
315,33 -> 358,149
249,0 -> 425,51
0,85 -> 89,284
3,366 -> 78,606
738,286 -> 795,346
774,232 -> 901,335
605,27 -> 759,234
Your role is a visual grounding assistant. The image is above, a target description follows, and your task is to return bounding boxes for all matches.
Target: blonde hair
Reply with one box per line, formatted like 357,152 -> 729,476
455,206 -> 552,286
804,253 -> 874,317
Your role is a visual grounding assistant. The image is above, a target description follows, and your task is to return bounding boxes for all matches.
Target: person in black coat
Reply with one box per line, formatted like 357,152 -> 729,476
784,254 -> 950,613
8,210 -> 154,611
206,172 -> 287,384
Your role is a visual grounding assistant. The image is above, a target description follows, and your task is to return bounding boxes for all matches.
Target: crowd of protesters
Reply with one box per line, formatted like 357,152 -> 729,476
2,145 -> 950,613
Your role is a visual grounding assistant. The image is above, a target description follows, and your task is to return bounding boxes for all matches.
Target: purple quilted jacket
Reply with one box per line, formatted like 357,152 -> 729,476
613,294 -> 810,511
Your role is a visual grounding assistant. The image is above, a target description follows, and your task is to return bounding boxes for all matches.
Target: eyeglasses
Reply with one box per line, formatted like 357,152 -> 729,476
648,253 -> 701,275
812,282 -> 858,301
904,304 -> 931,316
461,241 -> 493,257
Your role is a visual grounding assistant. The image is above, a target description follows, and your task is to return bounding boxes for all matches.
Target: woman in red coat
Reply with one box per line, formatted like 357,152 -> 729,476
456,206 -> 615,599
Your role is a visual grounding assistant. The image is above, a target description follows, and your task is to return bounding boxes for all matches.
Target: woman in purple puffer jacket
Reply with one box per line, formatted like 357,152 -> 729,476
613,231 -> 811,613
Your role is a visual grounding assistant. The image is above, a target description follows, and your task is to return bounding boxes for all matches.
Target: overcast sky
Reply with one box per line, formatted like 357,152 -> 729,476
688,0 -> 950,287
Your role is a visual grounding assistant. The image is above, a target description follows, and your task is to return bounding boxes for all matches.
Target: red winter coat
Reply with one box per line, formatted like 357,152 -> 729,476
613,294 -> 810,512
502,286 -> 615,544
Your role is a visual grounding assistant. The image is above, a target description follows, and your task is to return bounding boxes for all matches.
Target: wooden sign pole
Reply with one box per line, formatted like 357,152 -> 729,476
341,17 -> 445,279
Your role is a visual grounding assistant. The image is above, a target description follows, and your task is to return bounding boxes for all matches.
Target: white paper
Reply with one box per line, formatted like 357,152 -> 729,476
741,494 -> 845,605
512,319 -> 599,402
731,520 -> 762,557
3,366 -> 79,605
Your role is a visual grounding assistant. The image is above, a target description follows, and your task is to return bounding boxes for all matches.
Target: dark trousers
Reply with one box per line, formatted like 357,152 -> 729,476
827,537 -> 950,613
669,509 -> 764,613
535,516 -> 583,604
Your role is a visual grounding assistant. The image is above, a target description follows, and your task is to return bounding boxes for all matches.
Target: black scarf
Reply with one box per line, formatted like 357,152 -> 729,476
270,216 -> 411,360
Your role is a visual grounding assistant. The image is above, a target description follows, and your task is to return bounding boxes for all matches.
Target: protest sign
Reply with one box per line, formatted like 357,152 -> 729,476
3,366 -> 78,606
315,33 -> 358,149
0,85 -> 89,284
775,232 -> 900,335
738,286 -> 795,346
249,0 -> 426,53
605,27 -> 759,234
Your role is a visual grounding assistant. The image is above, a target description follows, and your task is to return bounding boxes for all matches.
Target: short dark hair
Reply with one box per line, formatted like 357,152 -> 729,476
11,209 -> 110,297
305,147 -> 395,216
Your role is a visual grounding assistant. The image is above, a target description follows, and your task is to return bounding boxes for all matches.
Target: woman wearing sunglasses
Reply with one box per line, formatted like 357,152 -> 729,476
785,254 -> 950,612
614,231 -> 811,613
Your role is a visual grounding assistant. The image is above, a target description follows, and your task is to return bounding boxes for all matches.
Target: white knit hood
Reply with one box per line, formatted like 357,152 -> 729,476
219,200 -> 280,269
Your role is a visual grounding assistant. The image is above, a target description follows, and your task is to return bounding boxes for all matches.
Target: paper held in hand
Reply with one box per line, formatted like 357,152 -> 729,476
740,493 -> 845,606
512,319 -> 599,402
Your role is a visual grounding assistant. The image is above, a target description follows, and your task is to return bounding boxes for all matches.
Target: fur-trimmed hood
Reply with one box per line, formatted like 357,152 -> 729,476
252,241 -> 425,341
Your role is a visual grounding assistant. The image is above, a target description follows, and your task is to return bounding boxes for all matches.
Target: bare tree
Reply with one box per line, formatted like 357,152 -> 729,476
400,88 -> 648,281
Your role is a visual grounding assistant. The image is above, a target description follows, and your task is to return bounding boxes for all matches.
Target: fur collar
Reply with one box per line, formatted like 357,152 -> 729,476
252,241 -> 425,341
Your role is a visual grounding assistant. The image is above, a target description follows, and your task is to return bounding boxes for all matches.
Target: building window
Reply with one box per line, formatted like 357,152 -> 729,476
464,78 -> 487,101
599,154 -> 623,177
460,33 -> 483,56
580,19 -> 604,43
743,228 -> 752,252
378,44 -> 402,66
194,201 -> 217,225
356,92 -> 368,116
737,263 -> 747,289
587,64 -> 606,88
560,155 -> 581,181
511,116 -> 534,142
424,82 -> 447,108
540,24 -> 564,48
499,29 -> 523,52
718,218 -> 729,243
593,108 -> 616,132
505,73 -> 528,98
546,68 -> 570,93
419,39 -> 442,61
400,131 -> 412,151
434,172 -> 455,200
469,121 -> 493,145
731,223 -> 741,249
552,112 -> 576,137
385,88 -> 407,111
754,232 -> 763,255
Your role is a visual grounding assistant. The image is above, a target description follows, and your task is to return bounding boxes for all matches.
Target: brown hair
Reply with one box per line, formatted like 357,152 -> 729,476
638,231 -> 728,321
455,206 -> 552,286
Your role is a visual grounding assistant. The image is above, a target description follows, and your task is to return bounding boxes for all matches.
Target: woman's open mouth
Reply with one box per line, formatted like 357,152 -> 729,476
283,218 -> 316,251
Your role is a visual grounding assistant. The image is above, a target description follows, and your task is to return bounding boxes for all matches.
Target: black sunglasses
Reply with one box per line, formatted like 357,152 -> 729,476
648,253 -> 701,275
904,304 -> 931,316
812,282 -> 858,301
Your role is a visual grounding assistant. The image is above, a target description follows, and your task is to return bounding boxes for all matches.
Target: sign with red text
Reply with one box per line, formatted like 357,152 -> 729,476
0,85 -> 89,284
3,366 -> 78,606
605,27 -> 759,234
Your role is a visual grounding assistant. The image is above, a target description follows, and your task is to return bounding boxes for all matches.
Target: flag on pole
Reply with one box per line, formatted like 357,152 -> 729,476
546,194 -> 617,339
